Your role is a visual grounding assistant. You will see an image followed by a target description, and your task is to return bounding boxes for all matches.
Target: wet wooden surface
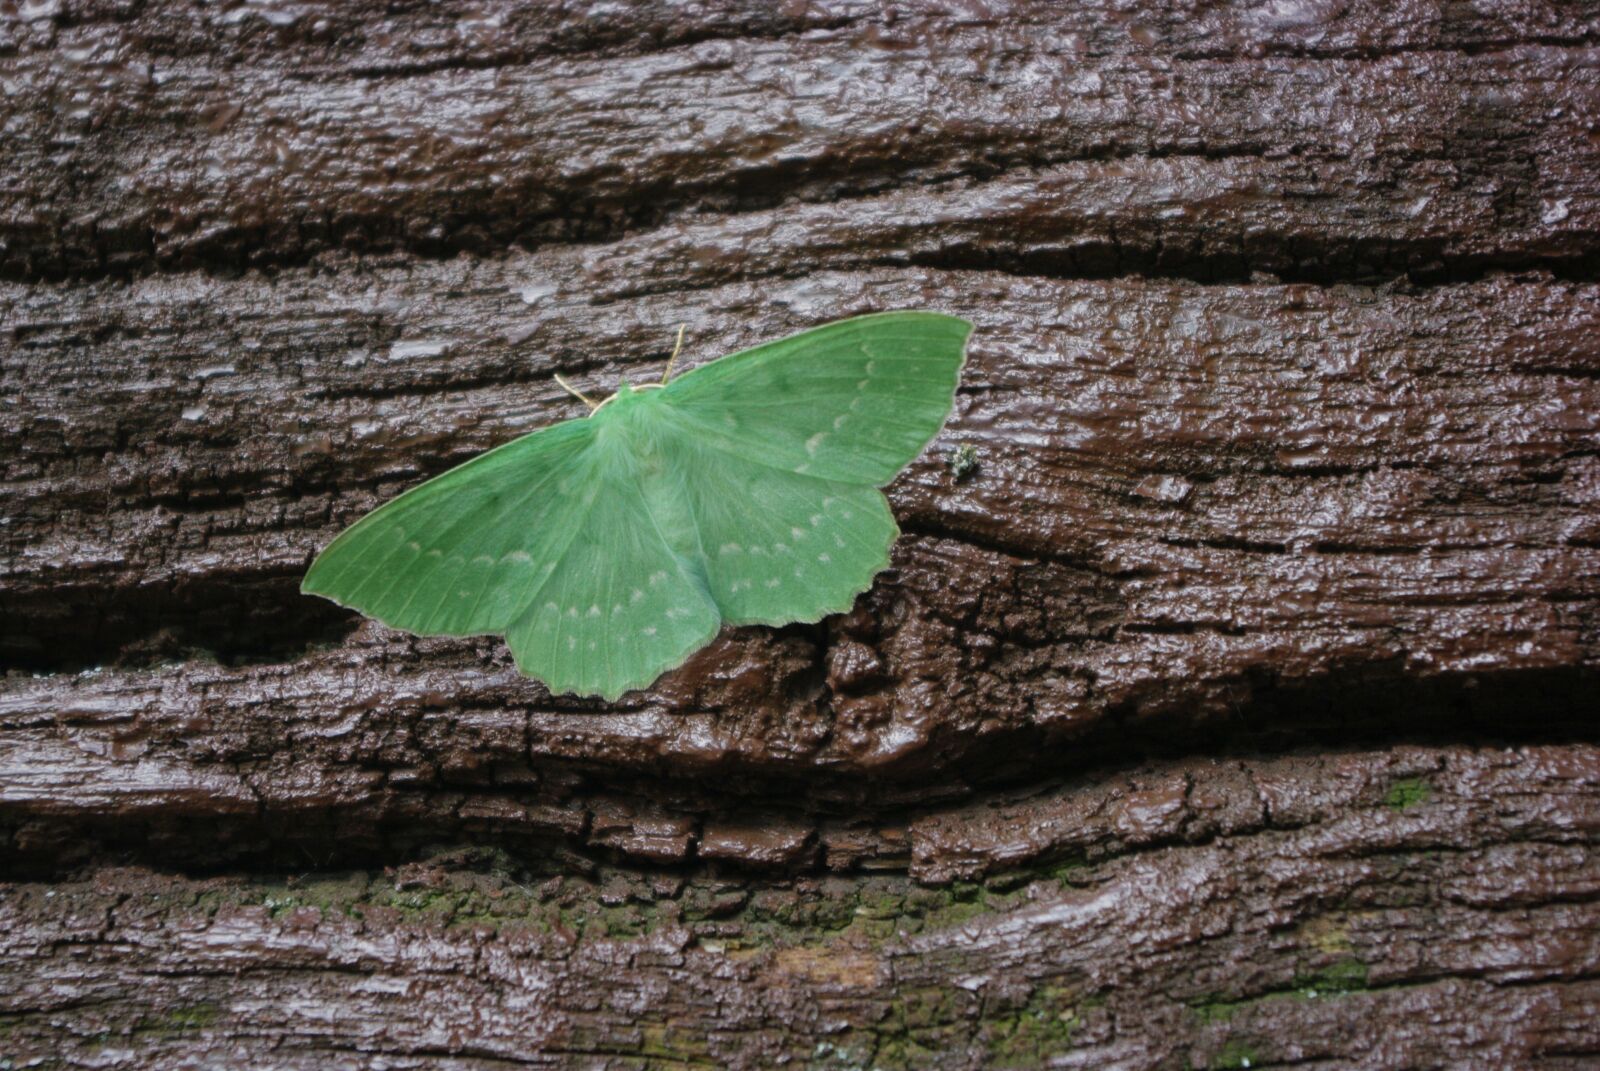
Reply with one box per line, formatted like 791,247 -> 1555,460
3,2 -> 1599,1067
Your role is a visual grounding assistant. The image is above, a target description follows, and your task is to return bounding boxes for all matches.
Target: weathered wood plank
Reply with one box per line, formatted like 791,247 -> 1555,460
3,2 -> 1596,278
3,259 -> 1596,866
3,744 -> 1598,1069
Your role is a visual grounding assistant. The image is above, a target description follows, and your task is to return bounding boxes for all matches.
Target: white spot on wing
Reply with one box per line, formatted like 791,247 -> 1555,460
643,626 -> 657,636
407,541 -> 421,551
833,414 -> 848,430
631,588 -> 644,602
791,527 -> 805,540
567,637 -> 576,650
503,551 -> 532,564
719,542 -> 742,555
649,570 -> 668,586
818,553 -> 831,563
805,431 -> 826,455
765,578 -> 781,588
587,605 -> 601,617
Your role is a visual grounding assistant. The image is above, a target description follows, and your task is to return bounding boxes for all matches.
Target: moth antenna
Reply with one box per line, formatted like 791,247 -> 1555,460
661,323 -> 687,385
554,373 -> 599,412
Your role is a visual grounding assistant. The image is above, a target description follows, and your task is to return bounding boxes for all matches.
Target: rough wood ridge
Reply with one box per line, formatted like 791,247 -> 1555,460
2,1 -> 1598,1067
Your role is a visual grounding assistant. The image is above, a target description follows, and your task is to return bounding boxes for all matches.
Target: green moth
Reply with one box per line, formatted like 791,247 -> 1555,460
302,311 -> 972,700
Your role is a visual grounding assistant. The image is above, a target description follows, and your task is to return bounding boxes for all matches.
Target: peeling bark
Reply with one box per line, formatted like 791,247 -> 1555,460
2,1 -> 1599,1068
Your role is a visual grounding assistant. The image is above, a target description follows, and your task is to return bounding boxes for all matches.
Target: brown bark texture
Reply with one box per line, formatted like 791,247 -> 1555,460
2,1 -> 1599,1068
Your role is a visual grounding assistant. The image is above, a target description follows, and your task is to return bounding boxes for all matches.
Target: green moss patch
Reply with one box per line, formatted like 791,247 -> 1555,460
1384,778 -> 1432,811
1191,956 -> 1369,1023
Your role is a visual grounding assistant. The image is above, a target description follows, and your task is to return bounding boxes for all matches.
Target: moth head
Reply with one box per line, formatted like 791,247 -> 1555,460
556,325 -> 686,415
592,378 -> 664,415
